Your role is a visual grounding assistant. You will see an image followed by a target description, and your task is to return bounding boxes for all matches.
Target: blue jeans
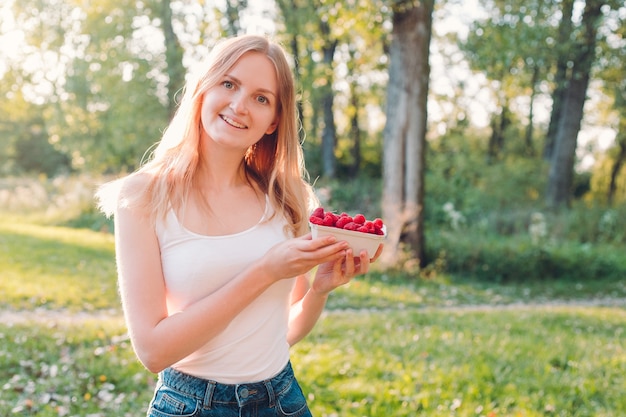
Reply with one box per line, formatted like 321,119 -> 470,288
147,361 -> 313,417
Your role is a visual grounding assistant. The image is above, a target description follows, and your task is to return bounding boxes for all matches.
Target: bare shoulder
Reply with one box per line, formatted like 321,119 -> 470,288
118,171 -> 153,198
97,171 -> 155,217
118,171 -> 157,215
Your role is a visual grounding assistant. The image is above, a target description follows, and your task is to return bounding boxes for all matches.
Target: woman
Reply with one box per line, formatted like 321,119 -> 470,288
97,34 -> 382,416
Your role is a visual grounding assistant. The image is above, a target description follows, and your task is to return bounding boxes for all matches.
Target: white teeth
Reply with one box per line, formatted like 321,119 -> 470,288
221,115 -> 246,129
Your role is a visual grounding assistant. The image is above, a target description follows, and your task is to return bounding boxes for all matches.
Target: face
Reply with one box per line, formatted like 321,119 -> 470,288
200,52 -> 279,152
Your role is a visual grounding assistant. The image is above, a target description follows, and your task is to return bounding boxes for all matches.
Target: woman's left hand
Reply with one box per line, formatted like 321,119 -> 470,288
311,243 -> 383,295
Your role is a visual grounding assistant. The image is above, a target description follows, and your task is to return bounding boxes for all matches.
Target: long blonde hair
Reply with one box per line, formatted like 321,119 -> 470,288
96,35 -> 316,236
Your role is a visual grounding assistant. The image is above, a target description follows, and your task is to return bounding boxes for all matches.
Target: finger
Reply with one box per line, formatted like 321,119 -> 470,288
350,251 -> 366,275
306,235 -> 344,251
314,241 -> 350,259
359,251 -> 370,274
343,249 -> 356,276
333,255 -> 346,279
310,246 -> 348,270
292,235 -> 343,257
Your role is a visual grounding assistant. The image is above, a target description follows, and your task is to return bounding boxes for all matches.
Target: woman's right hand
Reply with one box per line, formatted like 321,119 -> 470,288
260,233 -> 349,281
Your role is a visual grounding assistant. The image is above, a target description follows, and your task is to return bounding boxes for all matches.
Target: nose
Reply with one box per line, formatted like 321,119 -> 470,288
230,92 -> 248,114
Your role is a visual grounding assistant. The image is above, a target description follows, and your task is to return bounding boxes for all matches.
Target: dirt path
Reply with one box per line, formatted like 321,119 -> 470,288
0,307 -> 123,325
3,297 -> 625,325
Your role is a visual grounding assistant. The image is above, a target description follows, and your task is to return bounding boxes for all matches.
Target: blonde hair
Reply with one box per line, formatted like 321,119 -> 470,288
96,35 -> 316,236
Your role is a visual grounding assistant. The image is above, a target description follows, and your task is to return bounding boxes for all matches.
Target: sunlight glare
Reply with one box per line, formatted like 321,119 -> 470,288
0,1 -> 25,75
240,1 -> 276,35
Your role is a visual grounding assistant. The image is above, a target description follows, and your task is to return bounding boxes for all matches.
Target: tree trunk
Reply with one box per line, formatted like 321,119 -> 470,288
290,36 -> 305,142
608,135 -> 626,205
382,0 -> 433,268
546,0 -> 605,208
348,82 -> 361,178
161,0 -> 185,120
347,46 -> 361,178
320,21 -> 337,178
525,65 -> 539,157
321,89 -> 337,178
543,0 -> 574,160
275,0 -> 305,141
487,103 -> 510,162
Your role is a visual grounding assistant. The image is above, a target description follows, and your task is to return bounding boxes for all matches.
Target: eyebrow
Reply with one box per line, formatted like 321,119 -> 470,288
224,74 -> 277,98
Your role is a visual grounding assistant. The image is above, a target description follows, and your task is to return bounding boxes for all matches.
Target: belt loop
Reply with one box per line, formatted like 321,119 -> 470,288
264,379 -> 275,408
203,380 -> 216,410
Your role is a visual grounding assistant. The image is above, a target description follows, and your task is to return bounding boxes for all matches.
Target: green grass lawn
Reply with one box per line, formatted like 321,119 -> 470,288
0,217 -> 118,312
1,217 -> 625,416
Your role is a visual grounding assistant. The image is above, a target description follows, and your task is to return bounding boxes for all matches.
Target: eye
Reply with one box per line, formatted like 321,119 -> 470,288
222,80 -> 234,89
256,95 -> 269,105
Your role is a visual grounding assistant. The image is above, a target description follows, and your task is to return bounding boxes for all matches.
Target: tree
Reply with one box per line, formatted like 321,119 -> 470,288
159,0 -> 185,120
546,0 -> 606,208
543,0 -> 575,160
346,50 -> 362,178
461,0 -> 560,160
341,1 -> 389,178
274,0 -> 311,141
275,0 -> 389,180
318,16 -> 339,178
382,0 -> 434,267
595,4 -> 626,205
0,70 -> 71,176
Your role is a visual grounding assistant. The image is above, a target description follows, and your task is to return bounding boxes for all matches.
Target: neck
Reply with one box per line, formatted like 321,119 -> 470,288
201,163 -> 248,191
198,144 -> 250,191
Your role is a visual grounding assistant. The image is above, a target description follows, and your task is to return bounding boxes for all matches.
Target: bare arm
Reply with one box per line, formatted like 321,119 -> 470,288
286,244 -> 383,345
286,274 -> 328,346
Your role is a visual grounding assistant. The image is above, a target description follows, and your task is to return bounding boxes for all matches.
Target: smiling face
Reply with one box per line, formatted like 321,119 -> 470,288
200,51 -> 279,153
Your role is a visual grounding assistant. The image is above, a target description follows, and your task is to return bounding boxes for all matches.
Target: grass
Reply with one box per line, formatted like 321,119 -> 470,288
1,318 -> 152,416
294,307 -> 626,417
0,216 -> 119,312
1,216 -> 625,416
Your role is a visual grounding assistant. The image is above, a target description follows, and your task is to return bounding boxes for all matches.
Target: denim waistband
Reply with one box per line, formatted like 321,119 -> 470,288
159,361 -> 295,409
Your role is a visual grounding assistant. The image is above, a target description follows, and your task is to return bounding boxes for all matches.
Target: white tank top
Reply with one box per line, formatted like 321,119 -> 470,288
155,200 -> 295,383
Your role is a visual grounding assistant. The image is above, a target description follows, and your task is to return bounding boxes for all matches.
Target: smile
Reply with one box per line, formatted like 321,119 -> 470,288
221,115 -> 247,129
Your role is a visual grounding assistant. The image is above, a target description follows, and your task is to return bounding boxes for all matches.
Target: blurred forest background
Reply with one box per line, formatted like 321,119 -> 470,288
1,0 -> 625,281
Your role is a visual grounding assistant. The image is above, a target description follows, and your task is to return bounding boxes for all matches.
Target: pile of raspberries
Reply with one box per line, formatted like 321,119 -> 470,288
309,207 -> 385,235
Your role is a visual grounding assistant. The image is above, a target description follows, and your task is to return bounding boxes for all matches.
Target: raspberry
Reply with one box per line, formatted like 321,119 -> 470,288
309,216 -> 324,225
309,206 -> 385,236
335,216 -> 352,229
353,214 -> 366,224
343,222 -> 359,231
364,221 -> 375,231
311,207 -> 325,219
322,213 -> 336,226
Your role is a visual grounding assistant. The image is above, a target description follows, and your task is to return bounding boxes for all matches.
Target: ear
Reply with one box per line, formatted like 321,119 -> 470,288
265,119 -> 278,135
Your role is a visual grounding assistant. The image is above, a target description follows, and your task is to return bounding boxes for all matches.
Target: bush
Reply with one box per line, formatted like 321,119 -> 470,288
3,173 -> 624,284
0,175 -> 110,231
427,230 -> 626,282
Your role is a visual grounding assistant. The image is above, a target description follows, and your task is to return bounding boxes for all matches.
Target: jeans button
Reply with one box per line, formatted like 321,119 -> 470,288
240,388 -> 249,398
